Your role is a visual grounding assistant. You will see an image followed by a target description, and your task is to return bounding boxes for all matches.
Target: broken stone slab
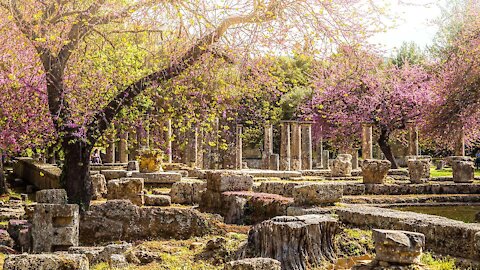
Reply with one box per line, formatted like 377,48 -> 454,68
372,229 -> 425,265
362,159 -> 391,184
101,169 -> 128,181
127,160 -> 139,171
293,183 -> 343,206
206,171 -> 253,192
407,159 -> 430,184
452,159 -> 474,183
68,246 -> 104,264
224,258 -> 281,270
3,253 -> 89,270
35,189 -> 67,204
107,178 -> 144,206
145,194 -> 171,206
170,180 -> 206,205
130,171 -> 182,184
32,203 -> 79,253
91,174 -> 107,200
331,154 -> 353,177
109,254 -> 129,269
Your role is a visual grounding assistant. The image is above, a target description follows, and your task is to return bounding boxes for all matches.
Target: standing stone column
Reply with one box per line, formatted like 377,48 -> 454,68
195,127 -> 204,169
291,121 -> 302,171
263,124 -> 274,169
236,125 -> 243,170
105,132 -> 115,164
166,119 -> 173,163
118,131 -> 129,163
280,121 -> 291,171
362,123 -> 373,160
351,149 -> 359,170
301,122 -> 313,170
322,150 -> 330,169
407,122 -> 419,156
454,127 -> 465,156
316,134 -> 324,169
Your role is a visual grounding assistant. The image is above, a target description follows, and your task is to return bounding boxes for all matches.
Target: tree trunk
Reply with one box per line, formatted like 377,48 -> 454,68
378,128 -> 398,169
244,215 -> 339,270
61,140 -> 93,210
0,150 -> 7,195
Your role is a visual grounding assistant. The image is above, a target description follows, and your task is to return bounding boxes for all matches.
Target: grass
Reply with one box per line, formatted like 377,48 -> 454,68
421,253 -> 459,270
430,166 -> 480,178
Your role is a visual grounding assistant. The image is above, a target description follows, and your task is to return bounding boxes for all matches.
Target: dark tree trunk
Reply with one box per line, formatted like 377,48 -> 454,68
378,128 -> 398,169
0,150 -> 7,195
61,140 -> 93,210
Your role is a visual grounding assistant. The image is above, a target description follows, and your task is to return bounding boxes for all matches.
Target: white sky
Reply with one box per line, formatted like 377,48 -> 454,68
370,0 -> 443,55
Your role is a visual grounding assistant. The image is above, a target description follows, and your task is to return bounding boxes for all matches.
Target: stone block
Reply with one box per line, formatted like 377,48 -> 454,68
7,220 -> 30,251
224,258 -> 281,270
0,229 -> 14,248
127,161 -> 139,171
35,189 -> 67,204
68,246 -> 104,264
452,160 -> 474,183
109,254 -> 128,269
91,174 -> 107,200
170,180 -> 206,204
101,169 -> 128,181
206,171 -> 253,192
331,154 -> 352,177
145,194 -> 171,206
436,160 -> 445,170
130,171 -> 181,184
3,253 -> 88,270
407,159 -> 430,184
107,178 -> 144,206
293,183 -> 343,205
372,229 -> 425,265
32,203 -> 79,253
362,159 -> 391,184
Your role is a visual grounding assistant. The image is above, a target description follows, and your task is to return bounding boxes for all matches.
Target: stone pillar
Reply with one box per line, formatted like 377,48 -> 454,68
454,128 -> 465,156
322,150 -> 330,169
263,124 -> 274,169
362,123 -> 373,160
351,149 -> 359,170
301,122 -> 313,170
196,127 -> 204,169
166,119 -> 173,163
118,131 -> 128,163
105,134 -> 115,164
407,122 -> 419,156
290,121 -> 302,171
236,124 -> 243,170
316,135 -> 324,169
280,121 -> 291,171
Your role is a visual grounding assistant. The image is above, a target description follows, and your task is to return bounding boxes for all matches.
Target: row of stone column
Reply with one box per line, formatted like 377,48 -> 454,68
278,121 -> 313,171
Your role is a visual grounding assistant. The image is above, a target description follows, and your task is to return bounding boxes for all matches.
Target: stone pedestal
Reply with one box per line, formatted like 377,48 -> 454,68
362,123 -> 373,160
407,159 -> 430,184
290,122 -> 302,171
362,159 -> 391,184
372,229 -> 425,265
236,125 -> 243,170
301,122 -> 313,170
451,157 -> 474,183
118,131 -> 129,163
280,122 -> 291,171
331,154 -> 352,177
263,124 -> 274,169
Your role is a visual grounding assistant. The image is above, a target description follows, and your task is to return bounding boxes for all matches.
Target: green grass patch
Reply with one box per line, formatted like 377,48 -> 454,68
421,253 -> 459,270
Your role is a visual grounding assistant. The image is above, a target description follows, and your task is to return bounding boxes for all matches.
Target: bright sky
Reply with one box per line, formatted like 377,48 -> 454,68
370,0 -> 443,55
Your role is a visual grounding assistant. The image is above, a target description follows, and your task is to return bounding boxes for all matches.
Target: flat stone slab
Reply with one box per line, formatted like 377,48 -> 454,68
239,169 -> 302,179
100,170 -> 128,181
131,171 -> 182,184
4,253 -> 88,270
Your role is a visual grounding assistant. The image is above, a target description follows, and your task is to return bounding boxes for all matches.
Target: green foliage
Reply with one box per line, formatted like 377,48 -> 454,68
279,86 -> 313,120
391,42 -> 425,67
421,253 -> 459,270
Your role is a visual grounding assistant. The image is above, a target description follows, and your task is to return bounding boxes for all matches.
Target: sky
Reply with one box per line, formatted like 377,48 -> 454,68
370,0 -> 443,55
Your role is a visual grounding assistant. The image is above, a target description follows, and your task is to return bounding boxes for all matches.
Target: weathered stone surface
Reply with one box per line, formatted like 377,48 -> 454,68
293,183 -> 343,206
362,159 -> 391,184
331,154 -> 352,177
407,159 -> 430,184
144,194 -> 171,206
107,178 -> 144,206
68,242 -> 132,265
7,220 -> 30,252
127,160 -> 139,171
245,215 -> 339,270
373,229 -> 425,265
130,171 -> 181,184
207,171 -> 253,192
0,229 -> 14,248
125,247 -> 162,265
3,253 -> 88,270
436,160 -> 445,170
170,180 -> 206,204
100,169 -> 128,181
13,158 -> 61,189
225,258 -> 281,270
32,204 -> 79,253
109,254 -> 128,269
80,200 -> 215,244
91,174 -> 107,200
35,189 -> 67,204
452,160 -> 474,183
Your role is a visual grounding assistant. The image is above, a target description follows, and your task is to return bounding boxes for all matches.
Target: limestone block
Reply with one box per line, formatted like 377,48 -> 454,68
130,171 -> 181,184
144,194 -> 171,206
362,159 -> 391,184
373,229 -> 425,265
68,246 -> 104,264
3,254 -> 89,270
107,178 -> 144,206
331,154 -> 352,177
206,171 -> 253,192
224,258 -> 281,270
109,254 -> 128,269
91,174 -> 107,200
101,169 -> 128,181
407,159 -> 430,184
293,183 -> 343,206
32,203 -> 79,253
35,189 -> 67,204
452,160 -> 474,183
169,180 -> 206,204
